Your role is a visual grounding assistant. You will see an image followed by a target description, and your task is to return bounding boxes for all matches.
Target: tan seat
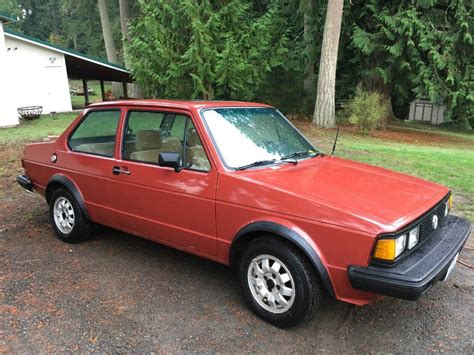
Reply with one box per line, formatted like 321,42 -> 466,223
162,136 -> 182,152
130,130 -> 182,163
186,128 -> 210,171
130,130 -> 162,162
135,130 -> 162,151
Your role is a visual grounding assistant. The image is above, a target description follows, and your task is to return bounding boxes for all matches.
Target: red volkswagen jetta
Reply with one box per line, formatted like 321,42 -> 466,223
17,100 -> 471,327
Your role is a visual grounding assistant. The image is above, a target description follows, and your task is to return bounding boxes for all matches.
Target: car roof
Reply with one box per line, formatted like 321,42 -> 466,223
87,99 -> 272,110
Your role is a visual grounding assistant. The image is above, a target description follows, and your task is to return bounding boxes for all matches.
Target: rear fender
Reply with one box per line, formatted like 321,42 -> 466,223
46,174 -> 90,221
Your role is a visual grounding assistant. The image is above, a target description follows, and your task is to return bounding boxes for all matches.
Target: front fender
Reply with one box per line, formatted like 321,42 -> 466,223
230,220 -> 335,298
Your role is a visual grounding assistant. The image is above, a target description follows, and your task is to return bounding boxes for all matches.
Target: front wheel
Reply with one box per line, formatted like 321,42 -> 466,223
49,188 -> 92,243
239,237 -> 322,328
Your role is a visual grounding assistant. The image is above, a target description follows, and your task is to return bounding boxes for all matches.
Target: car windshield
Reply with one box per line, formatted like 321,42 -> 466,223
201,107 -> 317,169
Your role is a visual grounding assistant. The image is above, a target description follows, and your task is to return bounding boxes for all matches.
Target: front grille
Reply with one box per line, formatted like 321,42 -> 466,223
372,194 -> 451,266
418,198 -> 448,243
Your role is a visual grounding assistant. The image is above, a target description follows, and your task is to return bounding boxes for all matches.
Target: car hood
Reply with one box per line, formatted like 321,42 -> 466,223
238,156 -> 449,231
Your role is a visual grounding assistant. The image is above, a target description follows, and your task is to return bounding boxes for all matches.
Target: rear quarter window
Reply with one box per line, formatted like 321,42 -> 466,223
68,110 -> 121,157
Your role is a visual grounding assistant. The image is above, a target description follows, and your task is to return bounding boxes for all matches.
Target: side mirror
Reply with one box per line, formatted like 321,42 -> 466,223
158,152 -> 182,172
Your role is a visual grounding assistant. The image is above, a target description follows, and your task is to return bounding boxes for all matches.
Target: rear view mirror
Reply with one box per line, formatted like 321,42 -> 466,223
158,152 -> 182,172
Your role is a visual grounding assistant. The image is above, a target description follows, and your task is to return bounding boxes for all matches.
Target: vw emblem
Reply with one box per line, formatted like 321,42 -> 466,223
432,215 -> 439,230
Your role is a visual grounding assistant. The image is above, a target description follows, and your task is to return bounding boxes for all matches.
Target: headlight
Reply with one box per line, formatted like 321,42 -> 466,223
373,234 -> 407,261
408,226 -> 419,249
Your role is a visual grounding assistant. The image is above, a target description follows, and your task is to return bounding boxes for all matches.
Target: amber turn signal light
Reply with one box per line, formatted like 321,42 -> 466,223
373,235 -> 407,261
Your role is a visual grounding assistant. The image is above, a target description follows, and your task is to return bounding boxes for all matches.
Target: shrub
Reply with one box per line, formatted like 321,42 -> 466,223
346,90 -> 389,133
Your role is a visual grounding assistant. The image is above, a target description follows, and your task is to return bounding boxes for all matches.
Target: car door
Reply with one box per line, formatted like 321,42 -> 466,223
109,107 -> 218,256
61,108 -> 122,228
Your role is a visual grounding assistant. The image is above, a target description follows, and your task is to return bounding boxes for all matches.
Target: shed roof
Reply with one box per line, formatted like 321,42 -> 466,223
4,28 -> 132,82
0,11 -> 18,23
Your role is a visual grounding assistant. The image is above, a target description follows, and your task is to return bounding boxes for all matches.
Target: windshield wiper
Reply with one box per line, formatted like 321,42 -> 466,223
236,159 -> 277,171
280,151 -> 311,160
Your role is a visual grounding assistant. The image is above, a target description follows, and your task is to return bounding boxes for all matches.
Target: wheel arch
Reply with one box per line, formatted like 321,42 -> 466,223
45,175 -> 90,221
230,221 -> 335,298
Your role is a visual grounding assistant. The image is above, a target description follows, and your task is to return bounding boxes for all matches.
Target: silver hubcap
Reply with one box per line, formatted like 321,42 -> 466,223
53,197 -> 75,234
247,254 -> 295,314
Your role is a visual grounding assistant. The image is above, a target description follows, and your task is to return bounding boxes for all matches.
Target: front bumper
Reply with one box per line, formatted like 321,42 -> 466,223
348,215 -> 471,300
16,174 -> 34,192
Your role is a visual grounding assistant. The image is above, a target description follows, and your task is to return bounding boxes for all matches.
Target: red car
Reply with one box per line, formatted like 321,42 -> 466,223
17,100 -> 471,327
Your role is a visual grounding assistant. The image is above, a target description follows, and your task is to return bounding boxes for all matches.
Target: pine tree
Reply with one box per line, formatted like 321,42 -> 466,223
127,0 -> 288,99
349,0 -> 473,127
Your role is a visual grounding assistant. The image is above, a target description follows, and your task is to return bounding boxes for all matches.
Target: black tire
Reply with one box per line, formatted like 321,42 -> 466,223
49,188 -> 92,243
238,237 -> 322,328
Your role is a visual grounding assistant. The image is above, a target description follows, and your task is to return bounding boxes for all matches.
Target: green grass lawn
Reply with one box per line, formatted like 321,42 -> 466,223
0,113 -> 79,144
2,79 -> 114,143
338,137 -> 473,220
1,113 -> 473,221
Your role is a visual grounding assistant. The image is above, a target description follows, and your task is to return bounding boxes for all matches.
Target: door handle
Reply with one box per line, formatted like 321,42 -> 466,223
112,166 -> 131,175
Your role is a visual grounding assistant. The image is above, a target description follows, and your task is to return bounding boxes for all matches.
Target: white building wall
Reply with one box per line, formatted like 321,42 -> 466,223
0,33 -> 72,127
5,36 -> 72,115
0,22 -> 20,127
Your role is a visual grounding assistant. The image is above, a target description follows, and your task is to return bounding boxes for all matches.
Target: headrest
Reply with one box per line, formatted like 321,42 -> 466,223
188,127 -> 199,147
135,130 -> 162,150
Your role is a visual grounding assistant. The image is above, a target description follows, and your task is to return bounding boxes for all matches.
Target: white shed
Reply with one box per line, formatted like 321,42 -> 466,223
408,98 -> 446,125
0,12 -> 131,127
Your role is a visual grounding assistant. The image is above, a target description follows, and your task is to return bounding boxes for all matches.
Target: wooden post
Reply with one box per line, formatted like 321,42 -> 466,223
82,79 -> 89,106
100,80 -> 106,101
122,82 -> 128,99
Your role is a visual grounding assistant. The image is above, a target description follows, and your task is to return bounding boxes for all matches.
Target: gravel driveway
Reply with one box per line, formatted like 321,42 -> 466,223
1,188 -> 473,353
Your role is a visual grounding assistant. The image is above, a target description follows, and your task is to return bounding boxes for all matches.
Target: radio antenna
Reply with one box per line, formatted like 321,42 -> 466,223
331,126 -> 340,155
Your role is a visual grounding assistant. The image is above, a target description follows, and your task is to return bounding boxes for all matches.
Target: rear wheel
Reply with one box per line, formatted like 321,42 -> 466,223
49,188 -> 92,243
239,237 -> 322,328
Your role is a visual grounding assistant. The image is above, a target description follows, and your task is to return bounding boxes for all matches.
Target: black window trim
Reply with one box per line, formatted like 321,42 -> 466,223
67,108 -> 122,158
120,108 -> 212,173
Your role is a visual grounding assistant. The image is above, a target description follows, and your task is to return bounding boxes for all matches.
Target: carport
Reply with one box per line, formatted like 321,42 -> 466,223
4,28 -> 132,107
64,49 -> 132,105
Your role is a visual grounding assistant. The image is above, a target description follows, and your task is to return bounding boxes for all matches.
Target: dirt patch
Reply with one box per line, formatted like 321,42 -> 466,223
374,126 -> 473,147
293,120 -> 474,148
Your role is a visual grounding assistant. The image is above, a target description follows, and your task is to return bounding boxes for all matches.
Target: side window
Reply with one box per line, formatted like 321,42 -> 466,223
127,111 -> 164,132
170,115 -> 187,140
184,120 -> 211,172
68,110 -> 120,157
124,111 -> 184,164
123,110 -> 210,171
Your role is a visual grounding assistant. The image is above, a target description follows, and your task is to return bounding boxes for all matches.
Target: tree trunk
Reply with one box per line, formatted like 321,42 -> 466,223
72,34 -> 78,50
119,0 -> 142,98
98,0 -> 122,98
98,0 -> 118,63
367,75 -> 395,122
204,84 -> 214,100
303,0 -> 316,95
119,0 -> 131,44
312,0 -> 344,128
